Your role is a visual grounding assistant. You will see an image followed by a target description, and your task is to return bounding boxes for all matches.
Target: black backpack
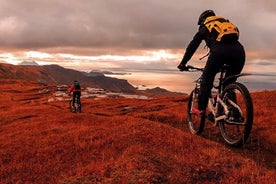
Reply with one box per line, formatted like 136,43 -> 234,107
74,81 -> 81,90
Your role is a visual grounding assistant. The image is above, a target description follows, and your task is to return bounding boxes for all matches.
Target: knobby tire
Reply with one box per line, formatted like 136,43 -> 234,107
187,90 -> 205,135
219,82 -> 253,146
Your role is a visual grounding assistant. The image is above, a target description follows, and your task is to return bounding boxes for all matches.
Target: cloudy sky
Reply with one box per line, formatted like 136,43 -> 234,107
0,0 -> 276,73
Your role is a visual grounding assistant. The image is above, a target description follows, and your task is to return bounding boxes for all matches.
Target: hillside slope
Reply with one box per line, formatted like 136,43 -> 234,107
0,63 -> 137,93
0,80 -> 275,183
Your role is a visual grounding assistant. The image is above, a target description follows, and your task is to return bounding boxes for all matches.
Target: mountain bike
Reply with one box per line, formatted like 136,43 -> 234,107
69,94 -> 81,113
186,64 -> 254,147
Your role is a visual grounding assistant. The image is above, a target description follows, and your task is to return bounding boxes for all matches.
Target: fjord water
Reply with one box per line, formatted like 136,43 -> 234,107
106,69 -> 276,93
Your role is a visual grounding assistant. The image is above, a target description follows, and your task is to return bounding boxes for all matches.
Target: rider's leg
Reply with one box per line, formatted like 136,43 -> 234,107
224,42 -> 246,86
223,42 -> 246,121
198,53 -> 221,111
196,42 -> 245,113
72,92 -> 76,106
76,91 -> 81,104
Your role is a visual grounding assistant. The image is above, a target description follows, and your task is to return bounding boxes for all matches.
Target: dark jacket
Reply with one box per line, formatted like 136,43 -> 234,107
180,25 -> 217,65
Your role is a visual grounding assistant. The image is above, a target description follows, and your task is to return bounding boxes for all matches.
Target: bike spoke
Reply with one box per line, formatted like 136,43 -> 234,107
187,90 -> 205,135
219,83 -> 253,146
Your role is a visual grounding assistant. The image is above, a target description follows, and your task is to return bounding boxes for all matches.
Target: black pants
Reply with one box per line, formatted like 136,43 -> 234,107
72,91 -> 81,106
198,41 -> 245,110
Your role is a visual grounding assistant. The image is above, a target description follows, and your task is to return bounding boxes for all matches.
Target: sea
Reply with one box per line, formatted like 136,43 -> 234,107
105,69 -> 276,94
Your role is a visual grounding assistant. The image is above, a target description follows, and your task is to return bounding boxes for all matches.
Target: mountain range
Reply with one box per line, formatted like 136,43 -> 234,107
0,63 -> 137,93
0,63 -> 181,95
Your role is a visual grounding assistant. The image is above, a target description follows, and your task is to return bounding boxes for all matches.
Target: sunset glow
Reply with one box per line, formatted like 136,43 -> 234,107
1,50 -> 181,68
25,51 -> 54,60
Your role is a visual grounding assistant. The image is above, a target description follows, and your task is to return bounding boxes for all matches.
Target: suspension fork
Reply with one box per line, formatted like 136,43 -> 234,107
190,89 -> 199,112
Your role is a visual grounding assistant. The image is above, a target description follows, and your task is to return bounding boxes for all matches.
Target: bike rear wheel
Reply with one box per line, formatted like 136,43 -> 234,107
219,82 -> 253,146
69,98 -> 82,113
75,98 -> 82,113
187,90 -> 205,135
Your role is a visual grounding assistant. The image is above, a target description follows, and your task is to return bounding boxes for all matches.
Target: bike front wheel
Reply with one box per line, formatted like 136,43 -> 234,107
219,82 -> 254,147
69,100 -> 75,112
187,89 -> 205,135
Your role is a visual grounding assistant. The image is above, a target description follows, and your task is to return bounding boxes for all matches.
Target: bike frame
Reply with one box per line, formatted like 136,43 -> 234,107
208,94 -> 229,125
186,64 -> 253,146
70,94 -> 81,113
189,64 -> 250,126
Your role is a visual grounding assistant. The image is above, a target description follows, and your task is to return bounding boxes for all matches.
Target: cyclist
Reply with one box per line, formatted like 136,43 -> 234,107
68,80 -> 81,108
177,10 -> 245,115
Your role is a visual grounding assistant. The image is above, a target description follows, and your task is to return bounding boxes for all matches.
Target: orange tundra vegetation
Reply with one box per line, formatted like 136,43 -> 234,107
0,79 -> 275,183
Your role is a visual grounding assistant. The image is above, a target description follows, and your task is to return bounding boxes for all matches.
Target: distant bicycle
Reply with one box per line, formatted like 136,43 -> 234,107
185,64 -> 254,147
69,94 -> 81,113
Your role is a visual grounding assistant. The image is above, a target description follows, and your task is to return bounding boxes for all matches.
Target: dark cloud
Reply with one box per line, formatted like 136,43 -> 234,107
0,0 -> 204,50
0,0 -> 275,56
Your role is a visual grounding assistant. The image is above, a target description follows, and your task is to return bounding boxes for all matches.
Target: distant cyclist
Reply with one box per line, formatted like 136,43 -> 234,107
68,80 -> 81,108
177,10 -> 245,115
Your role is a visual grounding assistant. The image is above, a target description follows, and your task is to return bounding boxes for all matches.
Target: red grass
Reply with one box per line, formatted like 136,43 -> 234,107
0,79 -> 275,183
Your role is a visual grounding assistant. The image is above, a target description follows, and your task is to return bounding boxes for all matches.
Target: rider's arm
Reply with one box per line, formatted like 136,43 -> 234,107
68,83 -> 74,94
180,26 -> 207,65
